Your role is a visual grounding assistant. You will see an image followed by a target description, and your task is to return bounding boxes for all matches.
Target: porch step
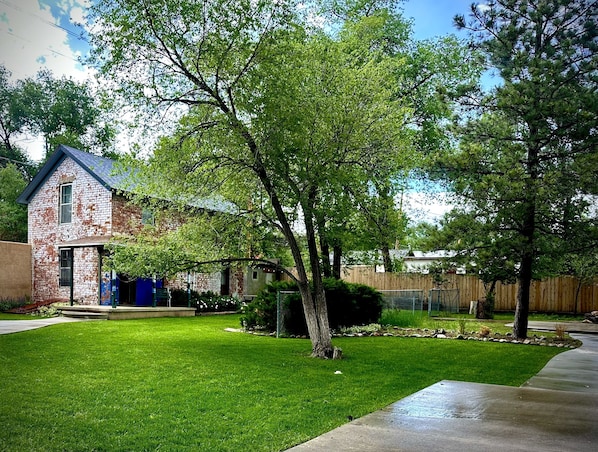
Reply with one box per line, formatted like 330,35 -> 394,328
60,310 -> 109,320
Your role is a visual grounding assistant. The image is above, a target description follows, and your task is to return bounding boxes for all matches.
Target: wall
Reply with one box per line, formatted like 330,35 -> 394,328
342,266 -> 598,314
0,241 -> 32,300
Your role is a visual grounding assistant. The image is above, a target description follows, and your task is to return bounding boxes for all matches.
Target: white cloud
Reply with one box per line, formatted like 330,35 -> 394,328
0,0 -> 90,81
402,191 -> 453,224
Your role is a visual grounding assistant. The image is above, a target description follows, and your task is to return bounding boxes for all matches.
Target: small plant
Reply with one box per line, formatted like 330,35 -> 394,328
479,325 -> 492,337
554,323 -> 567,340
339,324 -> 382,334
33,305 -> 58,318
458,317 -> 467,335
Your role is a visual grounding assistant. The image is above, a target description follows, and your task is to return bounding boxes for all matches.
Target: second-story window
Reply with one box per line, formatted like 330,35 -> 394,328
60,184 -> 72,224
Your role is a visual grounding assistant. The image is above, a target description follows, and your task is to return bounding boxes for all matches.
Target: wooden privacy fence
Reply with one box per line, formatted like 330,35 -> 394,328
342,266 -> 598,314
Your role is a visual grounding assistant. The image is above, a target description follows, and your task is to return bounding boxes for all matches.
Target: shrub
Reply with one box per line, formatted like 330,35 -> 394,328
240,279 -> 384,335
478,325 -> 492,337
240,281 -> 299,332
554,323 -> 567,340
32,305 -> 58,317
0,297 -> 28,312
195,291 -> 241,313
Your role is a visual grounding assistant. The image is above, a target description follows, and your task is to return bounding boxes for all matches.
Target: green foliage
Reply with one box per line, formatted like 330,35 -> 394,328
241,279 -> 384,335
0,315 -> 565,451
31,305 -> 59,318
240,280 -> 298,332
88,0 -> 481,357
439,0 -> 598,338
0,164 -> 28,242
0,297 -> 28,312
17,69 -> 115,158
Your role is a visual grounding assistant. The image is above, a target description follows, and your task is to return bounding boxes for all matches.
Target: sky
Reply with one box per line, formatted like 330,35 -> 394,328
0,0 -> 478,222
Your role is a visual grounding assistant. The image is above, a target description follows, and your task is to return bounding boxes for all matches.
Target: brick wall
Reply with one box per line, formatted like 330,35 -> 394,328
28,157 -> 112,303
112,194 -> 143,235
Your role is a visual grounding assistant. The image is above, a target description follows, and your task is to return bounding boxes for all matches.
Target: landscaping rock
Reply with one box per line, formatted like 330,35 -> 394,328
583,311 -> 598,323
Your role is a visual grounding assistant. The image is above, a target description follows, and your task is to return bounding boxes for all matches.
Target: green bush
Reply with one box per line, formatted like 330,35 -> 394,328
240,281 -> 298,332
0,297 -> 28,312
240,279 -> 383,335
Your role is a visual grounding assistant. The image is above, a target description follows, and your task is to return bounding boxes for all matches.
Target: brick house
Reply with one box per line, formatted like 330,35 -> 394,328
17,145 -> 244,306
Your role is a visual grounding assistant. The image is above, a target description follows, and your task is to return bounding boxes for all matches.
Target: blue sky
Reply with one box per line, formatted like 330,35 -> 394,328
401,0 -> 474,40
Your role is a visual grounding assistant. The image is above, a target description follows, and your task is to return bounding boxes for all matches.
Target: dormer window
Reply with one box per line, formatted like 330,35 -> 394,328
60,184 -> 72,224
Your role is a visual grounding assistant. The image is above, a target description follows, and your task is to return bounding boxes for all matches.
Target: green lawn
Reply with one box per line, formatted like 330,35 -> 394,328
0,315 -> 564,451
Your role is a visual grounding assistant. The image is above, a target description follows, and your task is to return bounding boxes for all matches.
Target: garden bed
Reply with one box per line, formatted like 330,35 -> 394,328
332,325 -> 581,348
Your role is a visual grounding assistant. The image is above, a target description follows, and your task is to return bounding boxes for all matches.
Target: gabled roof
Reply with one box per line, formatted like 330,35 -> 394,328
17,145 -> 132,205
16,145 -> 235,214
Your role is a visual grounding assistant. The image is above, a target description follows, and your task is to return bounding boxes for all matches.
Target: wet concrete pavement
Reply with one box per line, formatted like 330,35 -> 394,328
0,316 -> 92,335
288,329 -> 598,452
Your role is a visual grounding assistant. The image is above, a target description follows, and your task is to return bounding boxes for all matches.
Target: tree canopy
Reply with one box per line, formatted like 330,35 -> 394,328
0,65 -> 115,164
0,164 -> 28,242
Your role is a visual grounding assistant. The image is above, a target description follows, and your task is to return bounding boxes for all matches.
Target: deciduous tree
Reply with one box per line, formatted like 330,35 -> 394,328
89,0 -> 424,357
0,164 -> 27,242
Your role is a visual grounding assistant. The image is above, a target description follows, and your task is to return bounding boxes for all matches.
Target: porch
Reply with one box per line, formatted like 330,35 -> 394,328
58,305 -> 196,320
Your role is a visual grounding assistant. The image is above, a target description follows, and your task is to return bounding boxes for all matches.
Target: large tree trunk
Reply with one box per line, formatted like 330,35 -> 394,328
381,244 -> 392,272
232,114 -> 334,358
320,237 -> 332,278
332,244 -> 342,280
514,253 -> 532,339
302,193 -> 334,358
513,192 -> 536,339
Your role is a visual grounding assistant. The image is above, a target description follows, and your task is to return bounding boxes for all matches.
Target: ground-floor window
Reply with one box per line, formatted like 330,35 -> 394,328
59,249 -> 73,287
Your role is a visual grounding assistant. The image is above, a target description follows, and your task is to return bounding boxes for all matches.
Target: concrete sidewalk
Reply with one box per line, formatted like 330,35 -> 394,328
288,332 -> 598,452
0,316 -> 94,335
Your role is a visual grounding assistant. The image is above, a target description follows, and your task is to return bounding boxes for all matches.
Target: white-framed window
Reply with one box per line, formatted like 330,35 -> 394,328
60,184 -> 72,224
141,208 -> 155,226
59,248 -> 73,287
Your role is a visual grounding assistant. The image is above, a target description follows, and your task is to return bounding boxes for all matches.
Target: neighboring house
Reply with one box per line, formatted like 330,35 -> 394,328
343,249 -> 464,274
17,145 -> 244,306
402,250 -> 464,274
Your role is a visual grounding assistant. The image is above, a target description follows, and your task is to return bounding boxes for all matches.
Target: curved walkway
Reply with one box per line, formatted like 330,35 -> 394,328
0,316 -> 94,335
288,329 -> 598,452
